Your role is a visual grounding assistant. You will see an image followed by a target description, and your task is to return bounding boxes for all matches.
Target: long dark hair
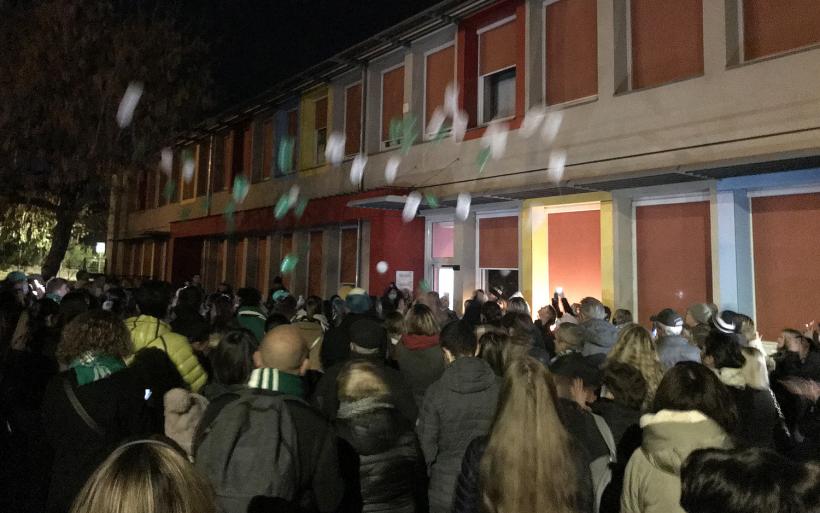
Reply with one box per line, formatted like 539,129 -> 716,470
652,362 -> 738,434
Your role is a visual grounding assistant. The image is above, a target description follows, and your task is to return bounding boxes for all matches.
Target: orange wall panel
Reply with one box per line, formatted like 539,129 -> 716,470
752,193 -> 820,340
381,66 -> 405,142
548,210 -> 601,304
545,0 -> 598,105
636,202 -> 712,326
744,0 -> 820,61
308,231 -> 324,297
479,216 -> 518,269
425,45 -> 455,125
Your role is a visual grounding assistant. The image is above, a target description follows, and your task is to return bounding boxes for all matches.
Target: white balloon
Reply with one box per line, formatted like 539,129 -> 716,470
350,154 -> 367,186
402,191 -> 422,223
325,132 -> 346,166
542,111 -> 564,145
481,121 -> 509,160
444,82 -> 459,116
547,150 -> 567,183
182,159 -> 195,183
520,106 -> 546,138
287,184 -> 300,205
376,261 -> 389,274
116,82 -> 144,128
451,110 -> 469,143
426,107 -> 446,137
385,156 -> 400,184
160,147 -> 173,176
455,192 -> 471,221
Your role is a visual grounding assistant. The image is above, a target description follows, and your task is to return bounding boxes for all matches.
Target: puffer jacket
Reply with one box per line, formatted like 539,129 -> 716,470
125,315 -> 207,392
581,318 -> 619,358
416,357 -> 499,513
621,410 -> 732,513
335,399 -> 427,513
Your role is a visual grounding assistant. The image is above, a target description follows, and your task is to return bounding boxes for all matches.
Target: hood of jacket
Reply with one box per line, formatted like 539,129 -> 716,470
336,401 -> 411,456
581,318 -> 619,354
401,333 -> 440,351
639,410 -> 731,476
440,356 -> 497,394
127,314 -> 174,348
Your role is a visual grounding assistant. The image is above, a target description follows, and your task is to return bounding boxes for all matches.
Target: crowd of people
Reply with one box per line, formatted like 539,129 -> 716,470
0,268 -> 818,513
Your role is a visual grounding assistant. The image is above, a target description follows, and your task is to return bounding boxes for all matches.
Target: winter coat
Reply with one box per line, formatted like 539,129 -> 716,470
591,398 -> 642,448
236,305 -> 267,342
716,367 -> 778,450
42,348 -> 181,513
313,354 -> 418,423
452,435 -> 593,513
581,318 -> 619,358
164,388 -> 209,458
293,318 -> 324,371
321,313 -> 376,369
335,399 -> 428,513
620,410 -> 732,513
656,335 -> 701,371
416,357 -> 499,513
395,334 -> 446,408
126,315 -> 208,392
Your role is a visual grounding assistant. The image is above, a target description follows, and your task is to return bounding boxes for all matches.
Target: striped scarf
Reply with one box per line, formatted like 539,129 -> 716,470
69,352 -> 126,386
247,368 -> 304,397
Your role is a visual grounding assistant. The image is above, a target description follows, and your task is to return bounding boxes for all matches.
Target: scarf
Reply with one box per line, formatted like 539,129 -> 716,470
401,334 -> 440,350
247,368 -> 304,398
69,352 -> 126,386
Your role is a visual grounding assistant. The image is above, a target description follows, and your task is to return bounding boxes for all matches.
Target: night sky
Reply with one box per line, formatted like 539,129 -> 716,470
189,0 -> 443,111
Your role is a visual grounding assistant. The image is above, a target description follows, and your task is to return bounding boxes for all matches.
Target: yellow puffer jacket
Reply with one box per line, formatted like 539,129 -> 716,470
125,315 -> 207,392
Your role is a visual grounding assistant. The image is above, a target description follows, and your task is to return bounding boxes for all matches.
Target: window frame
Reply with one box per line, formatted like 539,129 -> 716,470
476,15 -> 518,125
422,41 -> 456,140
343,81 -> 362,157
734,0 -> 820,65
313,96 -> 329,165
379,62 -> 406,151
179,144 -> 199,205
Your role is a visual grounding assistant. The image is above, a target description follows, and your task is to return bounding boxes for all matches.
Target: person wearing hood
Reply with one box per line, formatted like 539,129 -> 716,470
395,304 -> 446,408
320,288 -> 374,369
234,288 -> 267,343
684,303 -> 714,348
416,321 -> 499,513
578,297 -> 619,367
702,331 -> 779,450
621,362 -> 737,513
653,308 -> 701,371
334,360 -> 427,513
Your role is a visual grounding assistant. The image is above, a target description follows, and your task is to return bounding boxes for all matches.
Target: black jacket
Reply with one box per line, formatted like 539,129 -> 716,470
41,348 -> 180,513
321,313 -> 375,370
312,355 -> 418,423
451,435 -> 593,513
591,399 -> 641,448
728,385 -> 779,450
335,402 -> 427,513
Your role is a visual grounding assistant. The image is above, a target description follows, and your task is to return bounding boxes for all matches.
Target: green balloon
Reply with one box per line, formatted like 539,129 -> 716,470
294,197 -> 308,218
274,195 -> 290,220
280,253 -> 299,274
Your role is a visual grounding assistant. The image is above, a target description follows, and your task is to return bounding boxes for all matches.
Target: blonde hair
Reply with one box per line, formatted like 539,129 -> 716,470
69,439 -> 216,513
606,323 -> 664,410
405,303 -> 440,337
480,357 -> 578,513
337,360 -> 389,402
740,346 -> 769,390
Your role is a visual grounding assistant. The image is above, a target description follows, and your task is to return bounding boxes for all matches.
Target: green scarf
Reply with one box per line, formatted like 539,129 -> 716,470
69,352 -> 126,386
247,368 -> 304,398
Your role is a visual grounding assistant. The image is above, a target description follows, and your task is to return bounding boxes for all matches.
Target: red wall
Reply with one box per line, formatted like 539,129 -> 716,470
752,193 -> 820,340
368,215 -> 425,297
548,210 -> 602,303
636,202 -> 712,326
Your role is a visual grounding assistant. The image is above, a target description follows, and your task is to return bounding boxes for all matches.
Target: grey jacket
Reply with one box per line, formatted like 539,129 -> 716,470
416,357 -> 499,513
656,335 -> 701,370
581,318 -> 619,357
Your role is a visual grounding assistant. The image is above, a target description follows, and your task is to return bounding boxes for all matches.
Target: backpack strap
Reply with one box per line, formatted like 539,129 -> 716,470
63,376 -> 105,437
591,412 -> 617,461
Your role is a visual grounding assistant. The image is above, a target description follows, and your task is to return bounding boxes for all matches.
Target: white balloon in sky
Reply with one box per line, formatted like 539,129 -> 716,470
547,150 -> 567,183
160,147 -> 173,175
116,82 -> 144,128
542,110 -> 564,145
385,156 -> 400,184
520,105 -> 546,138
402,191 -> 422,223
376,261 -> 389,274
182,158 -> 195,183
455,192 -> 471,221
325,132 -> 346,166
350,154 -> 367,186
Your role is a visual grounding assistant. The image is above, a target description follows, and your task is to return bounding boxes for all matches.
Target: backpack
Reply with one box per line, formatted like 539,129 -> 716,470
194,388 -> 301,513
589,412 -> 617,513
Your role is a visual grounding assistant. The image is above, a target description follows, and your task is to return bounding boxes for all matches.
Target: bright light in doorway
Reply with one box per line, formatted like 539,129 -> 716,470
95,242 -> 106,255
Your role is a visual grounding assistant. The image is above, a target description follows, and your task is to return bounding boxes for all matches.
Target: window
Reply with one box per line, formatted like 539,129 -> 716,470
196,141 -> 209,197
284,109 -> 298,173
478,216 -> 519,298
314,97 -> 328,165
381,65 -> 405,148
262,119 -> 274,179
424,44 -> 455,136
544,0 -> 598,105
741,0 -> 820,62
180,145 -> 197,203
432,221 -> 455,259
482,269 -> 519,300
241,123 -> 253,179
344,83 -> 362,156
478,18 -> 517,123
629,0 -> 703,90
221,131 -> 233,190
340,227 -> 358,284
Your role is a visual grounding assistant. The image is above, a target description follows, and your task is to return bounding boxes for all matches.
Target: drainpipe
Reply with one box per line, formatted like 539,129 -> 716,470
355,63 -> 368,286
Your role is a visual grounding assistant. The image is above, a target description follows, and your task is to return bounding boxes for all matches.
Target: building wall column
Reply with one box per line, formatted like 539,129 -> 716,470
323,226 -> 342,299
525,0 -> 544,108
453,212 -> 477,315
711,188 -> 754,314
611,193 -> 635,313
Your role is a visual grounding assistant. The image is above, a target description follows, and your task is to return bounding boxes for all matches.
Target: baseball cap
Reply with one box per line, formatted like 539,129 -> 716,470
346,287 -> 371,314
651,308 -> 683,328
349,319 -> 389,350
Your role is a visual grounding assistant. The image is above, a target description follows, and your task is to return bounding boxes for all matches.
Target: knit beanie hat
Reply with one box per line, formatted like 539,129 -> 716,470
687,303 -> 713,325
346,288 -> 371,314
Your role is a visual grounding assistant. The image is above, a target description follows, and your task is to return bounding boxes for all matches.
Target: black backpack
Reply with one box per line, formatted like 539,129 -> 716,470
194,388 -> 302,513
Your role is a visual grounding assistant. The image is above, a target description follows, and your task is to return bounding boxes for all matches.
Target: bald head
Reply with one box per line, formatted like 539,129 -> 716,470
254,325 -> 308,375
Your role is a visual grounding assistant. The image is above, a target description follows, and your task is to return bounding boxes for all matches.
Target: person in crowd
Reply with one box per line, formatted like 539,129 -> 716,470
292,295 -> 326,372
69,438 -> 216,513
0,270 -> 33,351
313,319 -> 417,423
684,303 -> 714,348
236,287 -> 267,342
712,310 -> 748,347
551,322 -> 587,361
771,328 -> 820,449
652,308 -> 701,370
395,303 -> 446,408
216,281 -> 233,297
535,303 -> 558,354
478,330 -> 519,376
321,287 -> 374,369
194,325 -> 344,513
773,328 -> 820,381
593,361 -> 646,447
265,312 -> 292,332
383,310 -> 405,361
607,323 -> 665,410
702,331 -> 779,449
452,357 -> 593,513
620,362 -> 737,513
207,293 -> 238,344
334,360 -> 428,513
475,300 -> 504,340
42,310 -> 181,513
680,447 -> 820,513
197,329 -> 258,401
125,280 -> 207,392
612,309 -> 633,327
422,290 -> 457,326
734,313 -> 775,372
578,297 -> 620,367
417,321 -> 499,513
506,296 -> 530,316
380,282 -> 404,314
100,286 -> 129,318
171,285 -> 206,335
44,277 -> 69,304
502,311 -> 551,365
